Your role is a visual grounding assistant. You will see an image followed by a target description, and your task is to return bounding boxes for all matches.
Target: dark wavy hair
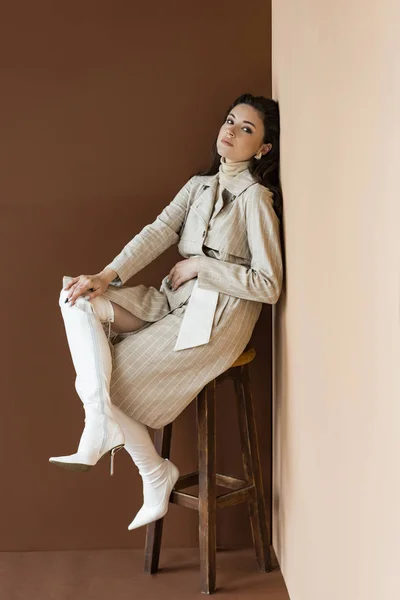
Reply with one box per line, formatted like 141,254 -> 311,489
196,93 -> 282,220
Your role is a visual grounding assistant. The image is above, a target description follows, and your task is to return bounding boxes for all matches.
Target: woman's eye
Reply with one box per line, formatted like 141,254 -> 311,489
225,118 -> 252,134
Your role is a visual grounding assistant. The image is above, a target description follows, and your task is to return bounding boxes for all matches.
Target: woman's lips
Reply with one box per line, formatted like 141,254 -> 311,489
221,138 -> 233,147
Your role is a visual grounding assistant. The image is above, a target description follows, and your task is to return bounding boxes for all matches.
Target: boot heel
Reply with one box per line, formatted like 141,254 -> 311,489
110,445 -> 124,476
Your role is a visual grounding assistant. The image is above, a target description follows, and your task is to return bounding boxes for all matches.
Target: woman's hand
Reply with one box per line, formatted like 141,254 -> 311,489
167,258 -> 200,291
64,268 -> 117,306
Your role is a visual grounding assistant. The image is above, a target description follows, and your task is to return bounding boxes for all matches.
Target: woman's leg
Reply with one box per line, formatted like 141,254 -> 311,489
111,406 -> 180,530
50,286 -> 178,525
90,296 -> 179,528
49,291 -> 132,472
102,302 -> 180,527
110,301 -> 148,334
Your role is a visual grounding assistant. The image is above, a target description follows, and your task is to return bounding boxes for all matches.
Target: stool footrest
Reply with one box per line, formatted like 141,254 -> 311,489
170,490 -> 199,510
216,474 -> 247,490
175,472 -> 248,492
174,472 -> 199,490
216,485 -> 254,509
171,472 -> 253,512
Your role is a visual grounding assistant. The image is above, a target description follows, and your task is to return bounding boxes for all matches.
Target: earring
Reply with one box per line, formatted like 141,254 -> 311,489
255,151 -> 263,160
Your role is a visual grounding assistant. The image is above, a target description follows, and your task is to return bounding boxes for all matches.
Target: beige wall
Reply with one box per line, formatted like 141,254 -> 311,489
272,1 -> 400,599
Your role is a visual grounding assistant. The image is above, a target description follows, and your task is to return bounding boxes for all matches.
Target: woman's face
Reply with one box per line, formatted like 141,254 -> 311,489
216,103 -> 270,163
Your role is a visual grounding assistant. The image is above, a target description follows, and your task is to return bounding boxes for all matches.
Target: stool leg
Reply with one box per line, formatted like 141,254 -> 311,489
144,423 -> 173,574
197,381 -> 217,594
234,366 -> 272,573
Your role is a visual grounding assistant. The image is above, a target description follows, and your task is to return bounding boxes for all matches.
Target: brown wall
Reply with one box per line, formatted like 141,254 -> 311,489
272,1 -> 400,598
1,2 -> 273,550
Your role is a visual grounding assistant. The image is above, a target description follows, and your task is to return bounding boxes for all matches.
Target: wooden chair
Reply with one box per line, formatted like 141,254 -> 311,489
144,347 -> 272,594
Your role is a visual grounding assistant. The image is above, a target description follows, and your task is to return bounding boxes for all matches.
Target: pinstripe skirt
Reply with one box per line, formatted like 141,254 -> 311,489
102,280 -> 262,429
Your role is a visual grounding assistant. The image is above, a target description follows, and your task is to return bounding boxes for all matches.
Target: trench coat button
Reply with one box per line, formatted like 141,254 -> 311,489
202,231 -> 206,237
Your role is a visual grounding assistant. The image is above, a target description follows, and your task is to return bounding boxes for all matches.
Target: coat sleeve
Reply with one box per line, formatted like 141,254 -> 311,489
103,177 -> 194,284
197,186 -> 283,304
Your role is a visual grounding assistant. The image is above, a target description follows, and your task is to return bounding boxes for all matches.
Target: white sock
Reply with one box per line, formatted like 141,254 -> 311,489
112,406 -> 169,507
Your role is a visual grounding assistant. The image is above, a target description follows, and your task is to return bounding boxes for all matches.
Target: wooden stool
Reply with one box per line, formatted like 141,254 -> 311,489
144,347 -> 271,594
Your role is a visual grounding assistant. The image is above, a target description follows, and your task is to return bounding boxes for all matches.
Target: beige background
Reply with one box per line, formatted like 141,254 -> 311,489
1,2 -> 275,551
272,1 -> 400,599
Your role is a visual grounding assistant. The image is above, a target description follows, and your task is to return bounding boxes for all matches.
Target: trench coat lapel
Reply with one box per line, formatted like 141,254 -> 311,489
193,169 -> 257,224
191,174 -> 219,227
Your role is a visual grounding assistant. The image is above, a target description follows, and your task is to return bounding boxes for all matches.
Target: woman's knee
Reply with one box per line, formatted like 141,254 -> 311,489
58,285 -> 114,324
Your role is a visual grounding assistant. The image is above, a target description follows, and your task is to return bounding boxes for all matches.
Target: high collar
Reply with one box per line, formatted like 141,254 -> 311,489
218,156 -> 251,195
195,160 -> 257,197
219,156 -> 251,177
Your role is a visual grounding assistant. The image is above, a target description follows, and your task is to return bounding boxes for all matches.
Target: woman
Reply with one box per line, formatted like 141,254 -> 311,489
49,93 -> 283,531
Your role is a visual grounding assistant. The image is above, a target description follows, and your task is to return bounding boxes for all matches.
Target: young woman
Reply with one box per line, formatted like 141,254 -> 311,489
49,93 -> 283,531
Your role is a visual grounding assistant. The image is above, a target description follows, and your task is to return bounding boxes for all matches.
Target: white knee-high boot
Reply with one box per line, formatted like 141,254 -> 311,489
49,287 -> 125,473
111,406 -> 180,530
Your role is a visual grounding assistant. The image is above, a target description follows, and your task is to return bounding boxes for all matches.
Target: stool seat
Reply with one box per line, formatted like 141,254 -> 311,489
230,347 -> 256,368
144,346 -> 271,594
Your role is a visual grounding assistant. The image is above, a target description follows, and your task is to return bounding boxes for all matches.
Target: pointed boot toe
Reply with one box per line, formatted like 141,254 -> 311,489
128,459 -> 180,530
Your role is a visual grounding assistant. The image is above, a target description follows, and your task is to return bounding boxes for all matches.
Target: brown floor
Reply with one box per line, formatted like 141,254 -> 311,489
0,547 -> 290,600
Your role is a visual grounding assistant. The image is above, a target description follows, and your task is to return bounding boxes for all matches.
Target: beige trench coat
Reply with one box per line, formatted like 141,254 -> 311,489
101,169 -> 283,429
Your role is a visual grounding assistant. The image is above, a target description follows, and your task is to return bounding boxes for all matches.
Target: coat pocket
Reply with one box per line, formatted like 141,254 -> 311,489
213,293 -> 231,328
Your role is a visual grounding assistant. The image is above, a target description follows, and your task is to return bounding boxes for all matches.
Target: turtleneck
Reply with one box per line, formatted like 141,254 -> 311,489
207,157 -> 251,224
218,156 -> 251,189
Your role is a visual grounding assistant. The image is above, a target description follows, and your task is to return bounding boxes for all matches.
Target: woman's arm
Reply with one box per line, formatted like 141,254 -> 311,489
196,187 -> 283,304
103,177 -> 194,285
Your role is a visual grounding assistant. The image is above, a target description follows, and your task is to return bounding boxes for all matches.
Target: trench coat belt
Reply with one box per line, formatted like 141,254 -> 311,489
173,280 -> 219,351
